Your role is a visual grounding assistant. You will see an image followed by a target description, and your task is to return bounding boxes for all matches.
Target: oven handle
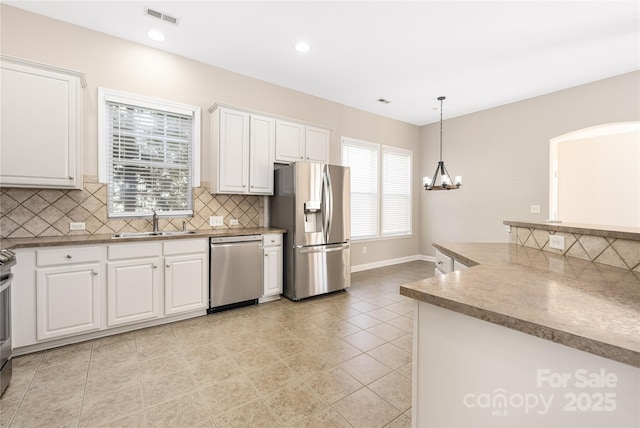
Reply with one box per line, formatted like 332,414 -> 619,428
0,273 -> 13,293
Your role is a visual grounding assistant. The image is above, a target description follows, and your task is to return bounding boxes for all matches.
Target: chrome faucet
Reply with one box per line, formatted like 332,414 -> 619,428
152,210 -> 159,233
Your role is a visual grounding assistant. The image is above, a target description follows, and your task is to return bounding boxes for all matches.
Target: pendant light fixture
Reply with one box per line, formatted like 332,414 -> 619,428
423,96 -> 462,190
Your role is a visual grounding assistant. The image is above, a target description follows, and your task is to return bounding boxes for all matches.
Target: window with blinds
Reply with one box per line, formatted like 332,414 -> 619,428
342,138 -> 379,239
382,146 -> 412,236
98,88 -> 201,218
342,137 -> 412,240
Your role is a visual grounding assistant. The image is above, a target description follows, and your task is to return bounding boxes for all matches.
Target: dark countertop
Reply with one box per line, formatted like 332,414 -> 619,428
503,220 -> 640,241
400,242 -> 640,367
0,227 -> 287,250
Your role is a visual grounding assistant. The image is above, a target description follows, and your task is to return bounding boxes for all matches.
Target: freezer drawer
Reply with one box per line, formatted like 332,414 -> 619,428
288,243 -> 350,301
209,236 -> 263,311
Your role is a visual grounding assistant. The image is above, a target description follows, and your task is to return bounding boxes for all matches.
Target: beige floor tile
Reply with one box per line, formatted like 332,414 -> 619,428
266,336 -> 308,355
188,356 -> 242,388
366,323 -> 406,342
303,366 -> 363,404
40,342 -> 93,368
141,370 -> 198,408
21,375 -> 85,412
139,351 -> 187,380
385,301 -> 414,316
85,361 -> 140,397
385,413 -> 411,428
11,401 -> 81,428
79,384 -> 143,427
246,360 -> 299,395
346,313 -> 382,329
366,307 -> 402,322
386,315 -> 413,333
322,319 -> 362,337
0,376 -> 30,402
350,301 -> 380,313
91,332 -> 137,357
264,382 -> 327,426
369,371 -> 412,412
367,343 -> 411,369
180,341 -> 229,364
212,399 -> 282,428
342,330 -> 387,352
396,363 -> 412,379
290,406 -> 351,428
136,336 -> 181,360
333,388 -> 401,428
146,392 -> 213,427
282,351 -> 332,377
29,360 -> 88,392
0,398 -> 20,426
311,339 -> 362,366
88,347 -> 138,375
200,374 -> 260,417
96,410 -> 147,428
232,345 -> 281,372
390,334 -> 413,353
340,353 -> 392,385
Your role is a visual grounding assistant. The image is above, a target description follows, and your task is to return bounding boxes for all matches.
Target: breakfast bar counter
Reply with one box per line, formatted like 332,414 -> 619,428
400,242 -> 639,427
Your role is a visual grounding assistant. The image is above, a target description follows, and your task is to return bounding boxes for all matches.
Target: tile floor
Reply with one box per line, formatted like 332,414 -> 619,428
0,260 -> 434,428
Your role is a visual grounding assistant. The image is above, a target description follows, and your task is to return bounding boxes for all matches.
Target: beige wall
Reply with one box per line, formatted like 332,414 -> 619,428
419,71 -> 640,255
0,5 -> 421,266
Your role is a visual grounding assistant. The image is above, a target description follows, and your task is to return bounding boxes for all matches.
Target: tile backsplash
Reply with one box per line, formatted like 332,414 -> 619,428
0,176 -> 264,239
510,226 -> 640,272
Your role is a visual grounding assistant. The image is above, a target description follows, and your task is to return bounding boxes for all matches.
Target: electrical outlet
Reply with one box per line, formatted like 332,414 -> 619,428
209,216 -> 223,227
230,219 -> 239,226
362,246 -> 367,254
530,205 -> 541,214
69,222 -> 85,230
549,234 -> 565,250
505,225 -> 511,233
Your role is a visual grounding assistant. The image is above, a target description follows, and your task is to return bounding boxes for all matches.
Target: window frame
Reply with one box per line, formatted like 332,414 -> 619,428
97,87 -> 201,218
341,137 -> 413,241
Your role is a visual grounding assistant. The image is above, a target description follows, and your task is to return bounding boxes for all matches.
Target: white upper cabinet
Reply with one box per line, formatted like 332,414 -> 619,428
0,56 -> 85,189
211,106 -> 275,194
275,120 -> 330,164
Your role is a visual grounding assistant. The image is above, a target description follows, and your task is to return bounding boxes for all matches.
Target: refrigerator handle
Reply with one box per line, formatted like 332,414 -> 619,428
323,168 -> 333,243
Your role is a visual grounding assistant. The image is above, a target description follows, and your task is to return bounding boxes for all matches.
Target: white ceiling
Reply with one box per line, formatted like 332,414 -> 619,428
7,1 -> 640,125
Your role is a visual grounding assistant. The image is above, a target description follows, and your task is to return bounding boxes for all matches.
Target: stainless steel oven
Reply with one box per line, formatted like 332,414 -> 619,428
0,249 -> 15,397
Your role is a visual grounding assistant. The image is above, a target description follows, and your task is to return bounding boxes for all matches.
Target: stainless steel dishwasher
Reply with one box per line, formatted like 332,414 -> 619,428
208,235 -> 263,313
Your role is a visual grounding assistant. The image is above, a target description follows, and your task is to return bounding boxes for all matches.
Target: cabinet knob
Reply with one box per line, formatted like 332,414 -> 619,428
92,270 -> 98,276
152,264 -> 158,269
270,239 -> 275,243
166,264 -> 171,268
437,261 -> 443,265
66,254 -> 72,259
68,176 -> 74,180
299,156 -> 303,159
264,253 -> 268,257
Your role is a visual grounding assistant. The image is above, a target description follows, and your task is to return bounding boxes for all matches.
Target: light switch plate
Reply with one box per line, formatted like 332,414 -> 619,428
69,222 -> 85,230
209,216 -> 223,227
549,234 -> 565,250
230,219 -> 239,226
530,205 -> 541,214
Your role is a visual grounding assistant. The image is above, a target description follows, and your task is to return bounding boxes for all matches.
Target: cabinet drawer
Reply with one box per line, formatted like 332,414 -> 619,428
262,234 -> 282,247
108,242 -> 161,260
37,246 -> 101,267
164,239 -> 208,256
435,249 -> 454,274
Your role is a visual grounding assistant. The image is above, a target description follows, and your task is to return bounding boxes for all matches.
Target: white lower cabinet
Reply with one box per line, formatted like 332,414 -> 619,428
164,239 -> 208,315
107,258 -> 161,327
261,233 -> 282,302
36,263 -> 101,341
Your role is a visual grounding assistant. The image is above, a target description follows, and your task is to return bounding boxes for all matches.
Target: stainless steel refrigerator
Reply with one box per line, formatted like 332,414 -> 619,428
270,162 -> 351,301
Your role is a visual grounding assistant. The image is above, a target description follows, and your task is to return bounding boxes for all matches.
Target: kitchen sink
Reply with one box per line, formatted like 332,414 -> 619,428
112,230 -> 199,239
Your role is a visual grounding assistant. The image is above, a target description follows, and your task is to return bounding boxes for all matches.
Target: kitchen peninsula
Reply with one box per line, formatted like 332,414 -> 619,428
400,232 -> 639,427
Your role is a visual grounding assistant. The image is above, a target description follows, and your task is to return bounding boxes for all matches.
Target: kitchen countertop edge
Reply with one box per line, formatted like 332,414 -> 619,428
0,227 -> 287,250
400,242 -> 640,368
503,220 -> 640,241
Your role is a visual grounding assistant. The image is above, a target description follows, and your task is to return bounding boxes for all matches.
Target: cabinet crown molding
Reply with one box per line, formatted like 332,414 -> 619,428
1,54 -> 87,88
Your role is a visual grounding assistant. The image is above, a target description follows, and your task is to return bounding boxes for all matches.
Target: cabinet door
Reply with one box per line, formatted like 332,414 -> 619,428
164,253 -> 208,315
107,258 -> 160,326
217,108 -> 250,193
249,114 -> 275,194
0,58 -> 83,189
275,120 -> 305,163
36,264 -> 101,341
263,246 -> 282,297
305,126 -> 330,163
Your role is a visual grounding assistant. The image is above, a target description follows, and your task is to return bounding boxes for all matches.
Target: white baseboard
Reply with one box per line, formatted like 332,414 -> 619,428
351,254 -> 435,273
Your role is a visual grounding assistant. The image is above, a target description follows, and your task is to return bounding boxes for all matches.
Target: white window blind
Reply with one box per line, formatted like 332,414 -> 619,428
342,138 -> 379,239
382,146 -> 412,236
100,90 -> 199,218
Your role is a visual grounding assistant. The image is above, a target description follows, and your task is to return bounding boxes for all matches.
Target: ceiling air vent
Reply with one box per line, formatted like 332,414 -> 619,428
145,7 -> 179,25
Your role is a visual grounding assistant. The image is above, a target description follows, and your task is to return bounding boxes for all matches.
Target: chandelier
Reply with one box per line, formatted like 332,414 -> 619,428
423,96 -> 462,190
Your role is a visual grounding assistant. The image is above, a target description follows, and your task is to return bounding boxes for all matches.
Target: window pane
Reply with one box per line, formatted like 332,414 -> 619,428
105,99 -> 194,217
382,148 -> 411,235
342,139 -> 378,238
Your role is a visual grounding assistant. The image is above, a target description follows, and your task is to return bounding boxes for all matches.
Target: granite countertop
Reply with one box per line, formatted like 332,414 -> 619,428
0,227 -> 287,250
503,220 -> 640,241
400,242 -> 640,367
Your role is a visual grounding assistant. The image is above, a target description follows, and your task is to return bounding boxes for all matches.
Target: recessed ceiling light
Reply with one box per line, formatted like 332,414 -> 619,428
294,42 -> 310,53
147,30 -> 166,41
